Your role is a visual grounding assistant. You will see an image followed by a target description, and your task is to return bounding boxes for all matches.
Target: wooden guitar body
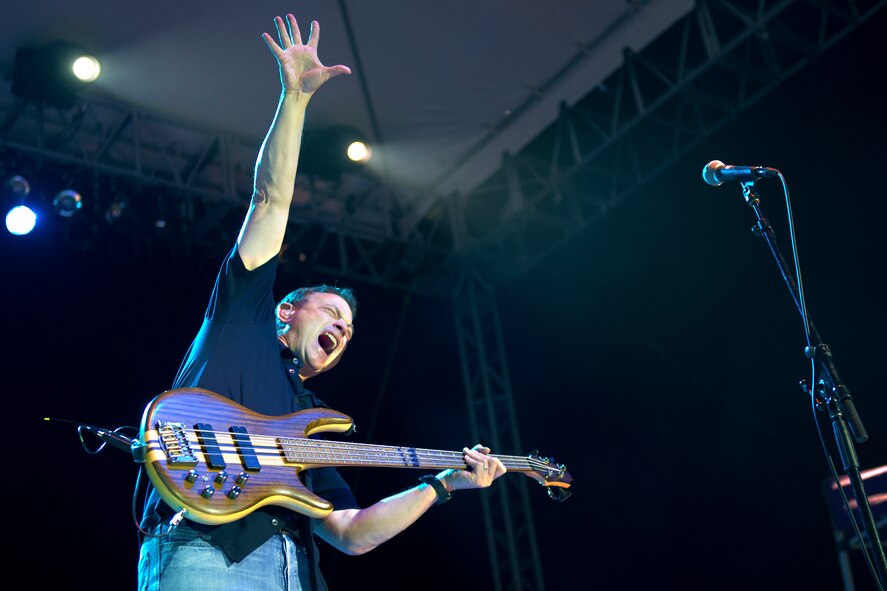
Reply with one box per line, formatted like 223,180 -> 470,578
142,388 -> 354,523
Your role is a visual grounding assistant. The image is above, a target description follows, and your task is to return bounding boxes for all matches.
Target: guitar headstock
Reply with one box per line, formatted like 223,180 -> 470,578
525,450 -> 572,502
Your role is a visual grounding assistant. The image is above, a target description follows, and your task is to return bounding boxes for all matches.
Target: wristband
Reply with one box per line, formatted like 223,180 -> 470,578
418,474 -> 452,505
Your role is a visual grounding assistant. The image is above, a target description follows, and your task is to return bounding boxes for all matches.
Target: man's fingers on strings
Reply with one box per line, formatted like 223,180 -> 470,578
462,447 -> 479,471
463,446 -> 491,476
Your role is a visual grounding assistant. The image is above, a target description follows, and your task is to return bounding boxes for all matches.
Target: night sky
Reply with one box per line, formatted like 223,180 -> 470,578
4,8 -> 886,591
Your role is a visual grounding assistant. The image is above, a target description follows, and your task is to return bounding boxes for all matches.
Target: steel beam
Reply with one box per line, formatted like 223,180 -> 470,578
453,267 -> 545,590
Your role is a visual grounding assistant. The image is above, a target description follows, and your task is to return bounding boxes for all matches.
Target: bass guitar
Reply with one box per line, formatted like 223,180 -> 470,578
140,388 -> 572,525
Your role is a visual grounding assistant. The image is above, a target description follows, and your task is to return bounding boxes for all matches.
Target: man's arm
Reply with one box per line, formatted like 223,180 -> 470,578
315,445 -> 507,555
237,14 -> 350,271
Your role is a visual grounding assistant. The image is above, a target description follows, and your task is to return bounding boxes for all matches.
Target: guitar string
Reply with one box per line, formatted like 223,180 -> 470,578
154,426 -> 559,472
186,439 -> 537,469
164,426 -> 533,462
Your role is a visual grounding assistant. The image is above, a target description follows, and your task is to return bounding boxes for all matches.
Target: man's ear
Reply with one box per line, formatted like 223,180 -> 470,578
277,302 -> 294,323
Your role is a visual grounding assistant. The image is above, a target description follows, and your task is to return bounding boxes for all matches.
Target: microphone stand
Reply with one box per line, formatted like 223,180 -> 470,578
740,180 -> 886,589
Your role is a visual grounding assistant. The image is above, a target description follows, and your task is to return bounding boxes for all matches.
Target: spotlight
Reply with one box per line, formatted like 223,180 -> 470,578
347,141 -> 372,163
72,55 -> 101,82
4,175 -> 38,236
300,126 -> 372,179
53,189 -> 83,217
5,205 -> 37,236
6,175 -> 31,197
12,40 -> 101,108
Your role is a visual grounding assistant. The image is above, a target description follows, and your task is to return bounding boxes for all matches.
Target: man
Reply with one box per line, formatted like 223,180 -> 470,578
137,14 -> 506,591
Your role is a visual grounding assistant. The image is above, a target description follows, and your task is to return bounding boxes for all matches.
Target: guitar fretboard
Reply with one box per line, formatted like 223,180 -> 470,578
183,426 -> 556,475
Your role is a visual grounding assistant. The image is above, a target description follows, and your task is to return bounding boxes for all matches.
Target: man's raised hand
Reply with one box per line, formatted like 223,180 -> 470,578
262,14 -> 351,95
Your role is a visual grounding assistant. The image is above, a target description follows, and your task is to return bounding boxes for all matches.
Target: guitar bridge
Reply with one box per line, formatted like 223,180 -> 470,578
156,422 -> 198,466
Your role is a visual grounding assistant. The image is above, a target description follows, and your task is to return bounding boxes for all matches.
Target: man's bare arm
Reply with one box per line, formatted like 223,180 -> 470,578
237,15 -> 350,270
315,446 -> 507,555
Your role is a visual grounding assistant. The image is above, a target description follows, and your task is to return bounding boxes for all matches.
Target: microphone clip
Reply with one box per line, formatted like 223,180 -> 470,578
741,180 -> 762,206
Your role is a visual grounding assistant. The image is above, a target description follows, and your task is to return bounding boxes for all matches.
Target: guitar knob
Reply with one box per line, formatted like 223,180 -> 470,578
200,485 -> 215,499
185,470 -> 199,483
215,471 -> 229,484
235,472 -> 249,485
227,486 -> 242,500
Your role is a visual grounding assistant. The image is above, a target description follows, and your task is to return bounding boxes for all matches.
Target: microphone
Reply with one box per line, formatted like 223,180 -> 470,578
702,160 -> 779,186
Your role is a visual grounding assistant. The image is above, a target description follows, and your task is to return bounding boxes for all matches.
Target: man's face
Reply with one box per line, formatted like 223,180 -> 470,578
279,291 -> 354,380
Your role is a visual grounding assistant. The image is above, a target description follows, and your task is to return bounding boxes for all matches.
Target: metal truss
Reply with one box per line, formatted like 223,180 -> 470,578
0,95 -> 257,203
448,0 -> 887,285
453,268 -> 546,591
0,93 -> 457,296
2,0 -> 883,295
272,219 -> 455,298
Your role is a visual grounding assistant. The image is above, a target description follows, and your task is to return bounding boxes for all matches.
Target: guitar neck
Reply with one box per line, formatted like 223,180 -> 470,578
280,437 -> 540,474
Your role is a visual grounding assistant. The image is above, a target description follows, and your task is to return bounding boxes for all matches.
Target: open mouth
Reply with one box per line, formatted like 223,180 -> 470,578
318,332 -> 338,354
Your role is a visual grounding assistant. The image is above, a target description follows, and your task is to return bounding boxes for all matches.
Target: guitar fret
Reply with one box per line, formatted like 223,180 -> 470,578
279,438 -> 456,467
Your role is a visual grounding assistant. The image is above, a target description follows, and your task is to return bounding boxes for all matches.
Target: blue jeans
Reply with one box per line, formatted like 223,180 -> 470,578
138,524 -> 307,591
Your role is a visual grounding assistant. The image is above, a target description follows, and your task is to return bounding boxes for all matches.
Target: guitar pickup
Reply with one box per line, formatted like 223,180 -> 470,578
195,422 -> 227,470
230,426 -> 261,472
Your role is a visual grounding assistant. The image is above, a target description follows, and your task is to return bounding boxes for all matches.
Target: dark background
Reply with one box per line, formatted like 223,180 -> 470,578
4,8 -> 886,591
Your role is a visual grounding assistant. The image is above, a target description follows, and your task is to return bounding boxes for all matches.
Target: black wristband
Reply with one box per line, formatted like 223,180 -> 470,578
418,474 -> 452,505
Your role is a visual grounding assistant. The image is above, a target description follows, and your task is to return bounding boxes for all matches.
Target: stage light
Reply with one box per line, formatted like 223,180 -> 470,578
5,205 -> 37,236
53,189 -> 83,217
347,141 -> 372,163
11,41 -> 101,108
5,175 -> 31,198
72,55 -> 101,82
4,175 -> 38,236
300,126 -> 372,179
